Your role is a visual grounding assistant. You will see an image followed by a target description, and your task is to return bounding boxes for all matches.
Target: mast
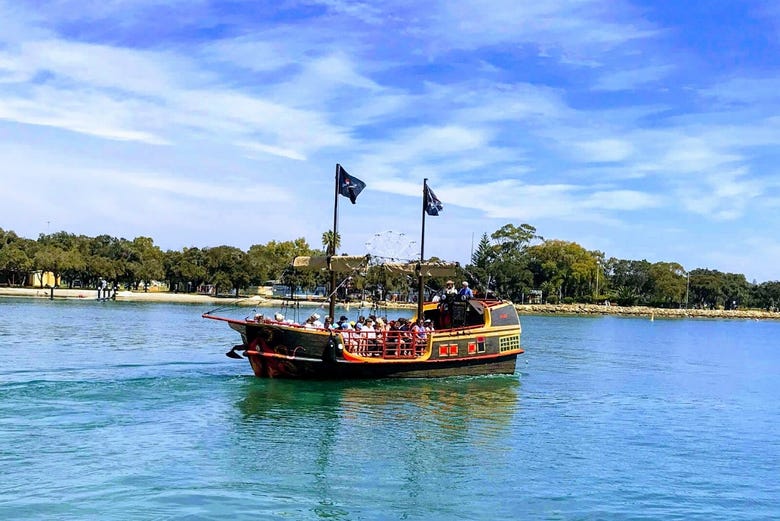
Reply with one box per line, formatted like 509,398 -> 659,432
416,179 -> 428,321
329,164 -> 340,320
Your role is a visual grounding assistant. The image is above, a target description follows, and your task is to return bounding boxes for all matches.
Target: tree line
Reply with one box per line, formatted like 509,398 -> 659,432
1,225 -> 778,311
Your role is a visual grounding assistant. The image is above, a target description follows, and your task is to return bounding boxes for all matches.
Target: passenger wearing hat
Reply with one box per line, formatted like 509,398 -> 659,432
303,313 -> 322,329
423,318 -> 434,332
444,280 -> 457,296
459,281 -> 473,299
361,317 -> 377,356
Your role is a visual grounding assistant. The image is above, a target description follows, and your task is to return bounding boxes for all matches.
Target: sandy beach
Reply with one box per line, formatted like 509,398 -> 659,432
0,287 -> 242,305
1,286 -> 778,320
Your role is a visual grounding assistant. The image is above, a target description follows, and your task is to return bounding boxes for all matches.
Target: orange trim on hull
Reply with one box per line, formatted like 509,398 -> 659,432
244,348 -> 522,364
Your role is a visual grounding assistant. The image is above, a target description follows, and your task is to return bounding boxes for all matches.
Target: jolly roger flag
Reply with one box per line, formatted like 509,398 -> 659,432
424,184 -> 443,216
337,164 -> 366,204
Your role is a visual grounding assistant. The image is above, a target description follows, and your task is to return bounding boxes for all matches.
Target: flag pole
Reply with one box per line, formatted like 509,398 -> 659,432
329,164 -> 340,320
417,179 -> 427,321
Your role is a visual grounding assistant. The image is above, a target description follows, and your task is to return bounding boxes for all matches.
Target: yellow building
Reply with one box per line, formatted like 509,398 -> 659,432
29,271 -> 61,287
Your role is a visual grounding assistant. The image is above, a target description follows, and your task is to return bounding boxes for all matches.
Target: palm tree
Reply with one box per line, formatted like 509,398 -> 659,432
322,231 -> 341,256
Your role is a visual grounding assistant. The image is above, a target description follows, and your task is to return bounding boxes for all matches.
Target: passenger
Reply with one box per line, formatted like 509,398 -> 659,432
443,280 -> 457,297
424,318 -> 434,333
398,318 -> 412,356
310,313 -> 323,328
387,319 -> 401,356
411,319 -> 427,343
337,315 -> 350,328
340,323 -> 358,352
458,281 -> 473,299
362,318 -> 377,356
323,316 -> 334,329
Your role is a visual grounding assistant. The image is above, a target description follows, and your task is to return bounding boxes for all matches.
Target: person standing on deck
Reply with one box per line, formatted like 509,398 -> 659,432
443,280 -> 457,297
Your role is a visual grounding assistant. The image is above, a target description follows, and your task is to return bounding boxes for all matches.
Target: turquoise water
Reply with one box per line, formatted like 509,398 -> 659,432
1,299 -> 778,520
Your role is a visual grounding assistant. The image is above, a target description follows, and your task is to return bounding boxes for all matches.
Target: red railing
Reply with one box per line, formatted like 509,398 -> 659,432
339,330 -> 427,359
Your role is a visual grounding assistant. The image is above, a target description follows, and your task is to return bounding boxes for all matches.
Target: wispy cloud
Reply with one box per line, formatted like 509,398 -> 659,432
1,0 -> 779,280
593,64 -> 675,91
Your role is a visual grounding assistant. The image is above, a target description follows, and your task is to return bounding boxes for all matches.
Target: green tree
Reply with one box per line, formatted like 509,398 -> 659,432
751,281 -> 780,310
527,240 -> 597,302
491,224 -> 540,257
246,238 -> 317,286
0,245 -> 32,286
688,269 -> 725,309
32,244 -> 68,287
467,233 -> 495,295
485,224 -> 539,301
604,258 -> 653,306
204,245 -> 249,295
721,272 -> 750,309
647,262 -> 687,307
131,237 -> 165,288
321,231 -> 341,256
59,249 -> 87,288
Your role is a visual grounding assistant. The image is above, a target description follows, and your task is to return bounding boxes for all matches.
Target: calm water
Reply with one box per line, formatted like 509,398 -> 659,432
1,298 -> 778,520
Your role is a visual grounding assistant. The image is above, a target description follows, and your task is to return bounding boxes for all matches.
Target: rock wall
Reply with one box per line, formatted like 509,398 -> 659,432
516,303 -> 779,320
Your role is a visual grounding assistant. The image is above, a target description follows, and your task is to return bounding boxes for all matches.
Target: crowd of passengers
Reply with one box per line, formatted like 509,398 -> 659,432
264,311 -> 434,357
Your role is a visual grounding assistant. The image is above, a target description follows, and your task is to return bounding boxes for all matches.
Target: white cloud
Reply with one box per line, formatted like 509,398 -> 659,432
421,0 -> 659,58
700,77 -> 780,105
239,141 -> 308,161
593,64 -> 675,91
20,39 -> 194,94
574,139 -> 634,162
0,87 -> 168,144
584,190 -> 661,211
202,36 -> 298,73
676,167 -> 765,221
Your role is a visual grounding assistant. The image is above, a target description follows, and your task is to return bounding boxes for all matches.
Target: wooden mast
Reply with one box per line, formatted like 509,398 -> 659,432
329,164 -> 340,321
416,179 -> 428,321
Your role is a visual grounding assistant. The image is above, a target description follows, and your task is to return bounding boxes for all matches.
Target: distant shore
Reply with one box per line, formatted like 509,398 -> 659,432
1,287 -> 778,320
515,303 -> 780,320
0,287 -> 241,305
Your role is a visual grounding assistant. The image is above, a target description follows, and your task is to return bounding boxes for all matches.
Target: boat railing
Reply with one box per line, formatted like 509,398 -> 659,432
340,329 -> 427,359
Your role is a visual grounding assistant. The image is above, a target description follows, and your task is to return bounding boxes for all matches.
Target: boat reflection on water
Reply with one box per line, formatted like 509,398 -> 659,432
235,375 -> 521,436
230,376 -> 522,519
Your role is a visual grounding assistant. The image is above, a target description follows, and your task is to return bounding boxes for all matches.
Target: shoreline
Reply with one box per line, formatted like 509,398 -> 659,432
1,287 -> 778,320
515,303 -> 780,320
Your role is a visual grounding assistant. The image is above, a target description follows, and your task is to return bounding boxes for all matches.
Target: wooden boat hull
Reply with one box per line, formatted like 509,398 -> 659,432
245,349 -> 519,379
205,299 -> 523,379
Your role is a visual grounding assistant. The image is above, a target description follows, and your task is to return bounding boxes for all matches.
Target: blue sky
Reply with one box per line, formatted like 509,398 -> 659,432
1,1 -> 779,282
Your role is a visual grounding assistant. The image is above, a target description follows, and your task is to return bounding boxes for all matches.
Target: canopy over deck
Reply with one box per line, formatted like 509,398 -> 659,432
382,261 -> 458,277
292,255 -> 370,273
